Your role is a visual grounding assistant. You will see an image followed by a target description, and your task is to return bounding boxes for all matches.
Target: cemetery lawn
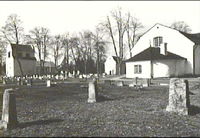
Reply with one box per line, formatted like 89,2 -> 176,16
0,81 -> 200,137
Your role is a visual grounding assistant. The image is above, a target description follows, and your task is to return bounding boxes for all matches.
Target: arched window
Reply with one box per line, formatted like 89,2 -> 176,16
153,36 -> 163,47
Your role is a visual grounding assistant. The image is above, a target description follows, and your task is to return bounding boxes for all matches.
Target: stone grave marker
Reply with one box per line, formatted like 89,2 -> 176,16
143,78 -> 150,87
166,78 -> 190,115
116,81 -> 124,87
17,78 -> 21,85
2,78 -> 6,85
88,78 -> 98,103
27,78 -> 33,86
47,79 -> 51,87
0,89 -> 18,130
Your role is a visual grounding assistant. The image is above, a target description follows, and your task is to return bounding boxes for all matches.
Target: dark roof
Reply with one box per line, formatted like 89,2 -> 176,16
126,47 -> 186,62
179,31 -> 200,45
11,44 -> 34,53
137,23 -> 200,45
11,44 -> 36,60
18,57 -> 36,60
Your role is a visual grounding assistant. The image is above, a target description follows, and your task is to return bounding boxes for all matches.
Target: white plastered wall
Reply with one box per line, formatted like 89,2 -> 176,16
126,61 -> 151,78
104,56 -> 116,75
6,45 -> 14,77
153,59 -> 186,78
131,24 -> 195,75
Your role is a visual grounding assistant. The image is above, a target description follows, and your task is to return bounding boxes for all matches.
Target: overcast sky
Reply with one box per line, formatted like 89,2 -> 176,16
0,1 -> 200,35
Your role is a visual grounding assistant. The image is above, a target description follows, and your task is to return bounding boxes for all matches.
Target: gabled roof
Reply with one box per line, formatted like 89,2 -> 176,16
179,31 -> 200,45
11,44 -> 36,60
138,23 -> 200,45
126,47 -> 186,62
11,44 -> 34,53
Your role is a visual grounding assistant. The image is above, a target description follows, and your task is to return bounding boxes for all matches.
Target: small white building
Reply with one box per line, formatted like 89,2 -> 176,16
6,44 -> 36,77
126,23 -> 200,78
105,56 -> 117,75
104,56 -> 126,75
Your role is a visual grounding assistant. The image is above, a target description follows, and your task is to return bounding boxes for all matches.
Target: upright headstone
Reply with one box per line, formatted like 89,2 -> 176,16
17,78 -> 20,85
2,78 -> 6,85
88,78 -> 98,103
116,81 -> 124,87
143,78 -> 150,87
27,78 -> 32,86
166,78 -> 190,115
0,89 -> 18,130
47,79 -> 51,87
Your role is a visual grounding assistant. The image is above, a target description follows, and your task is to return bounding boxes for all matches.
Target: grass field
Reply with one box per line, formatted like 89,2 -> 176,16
0,81 -> 200,136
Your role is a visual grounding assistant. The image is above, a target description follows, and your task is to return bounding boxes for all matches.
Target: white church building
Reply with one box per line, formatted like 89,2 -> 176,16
126,23 -> 200,78
6,44 -> 36,77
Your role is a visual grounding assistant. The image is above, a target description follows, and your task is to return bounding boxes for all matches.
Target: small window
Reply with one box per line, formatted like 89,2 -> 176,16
153,36 -> 163,47
134,65 -> 142,74
8,52 -> 10,58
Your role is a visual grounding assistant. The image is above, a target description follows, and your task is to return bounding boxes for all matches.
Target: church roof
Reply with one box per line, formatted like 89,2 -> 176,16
179,31 -> 200,45
11,44 -> 34,53
126,47 -> 186,62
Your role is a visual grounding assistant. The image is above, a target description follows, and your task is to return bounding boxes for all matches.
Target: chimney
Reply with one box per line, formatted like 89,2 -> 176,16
160,43 -> 167,55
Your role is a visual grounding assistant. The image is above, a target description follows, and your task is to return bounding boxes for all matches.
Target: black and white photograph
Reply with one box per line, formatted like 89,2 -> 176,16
0,1 -> 200,137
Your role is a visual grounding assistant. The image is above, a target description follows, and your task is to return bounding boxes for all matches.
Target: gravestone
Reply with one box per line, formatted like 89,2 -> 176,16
73,70 -> 75,77
143,78 -> 150,87
27,78 -> 33,86
0,89 -> 18,130
2,78 -> 6,85
88,78 -> 98,103
116,81 -> 124,87
17,78 -> 22,85
77,70 -> 80,75
166,78 -> 190,115
79,75 -> 83,79
47,80 -> 51,87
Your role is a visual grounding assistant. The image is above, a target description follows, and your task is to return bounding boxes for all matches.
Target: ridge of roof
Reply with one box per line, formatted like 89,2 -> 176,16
138,23 -> 177,40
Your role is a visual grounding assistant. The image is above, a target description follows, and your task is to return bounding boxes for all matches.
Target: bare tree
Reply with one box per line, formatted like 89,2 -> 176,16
1,14 -> 24,44
79,30 -> 94,74
61,33 -> 70,77
26,26 -> 50,75
111,7 -> 128,60
92,26 -> 106,79
100,7 -> 130,74
68,36 -> 80,74
126,13 -> 143,57
171,21 -> 192,33
1,14 -> 24,76
41,27 -> 50,74
50,35 -> 64,70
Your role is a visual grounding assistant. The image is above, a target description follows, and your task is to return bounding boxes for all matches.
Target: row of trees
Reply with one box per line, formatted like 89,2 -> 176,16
0,7 -> 192,76
0,13 -> 107,77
